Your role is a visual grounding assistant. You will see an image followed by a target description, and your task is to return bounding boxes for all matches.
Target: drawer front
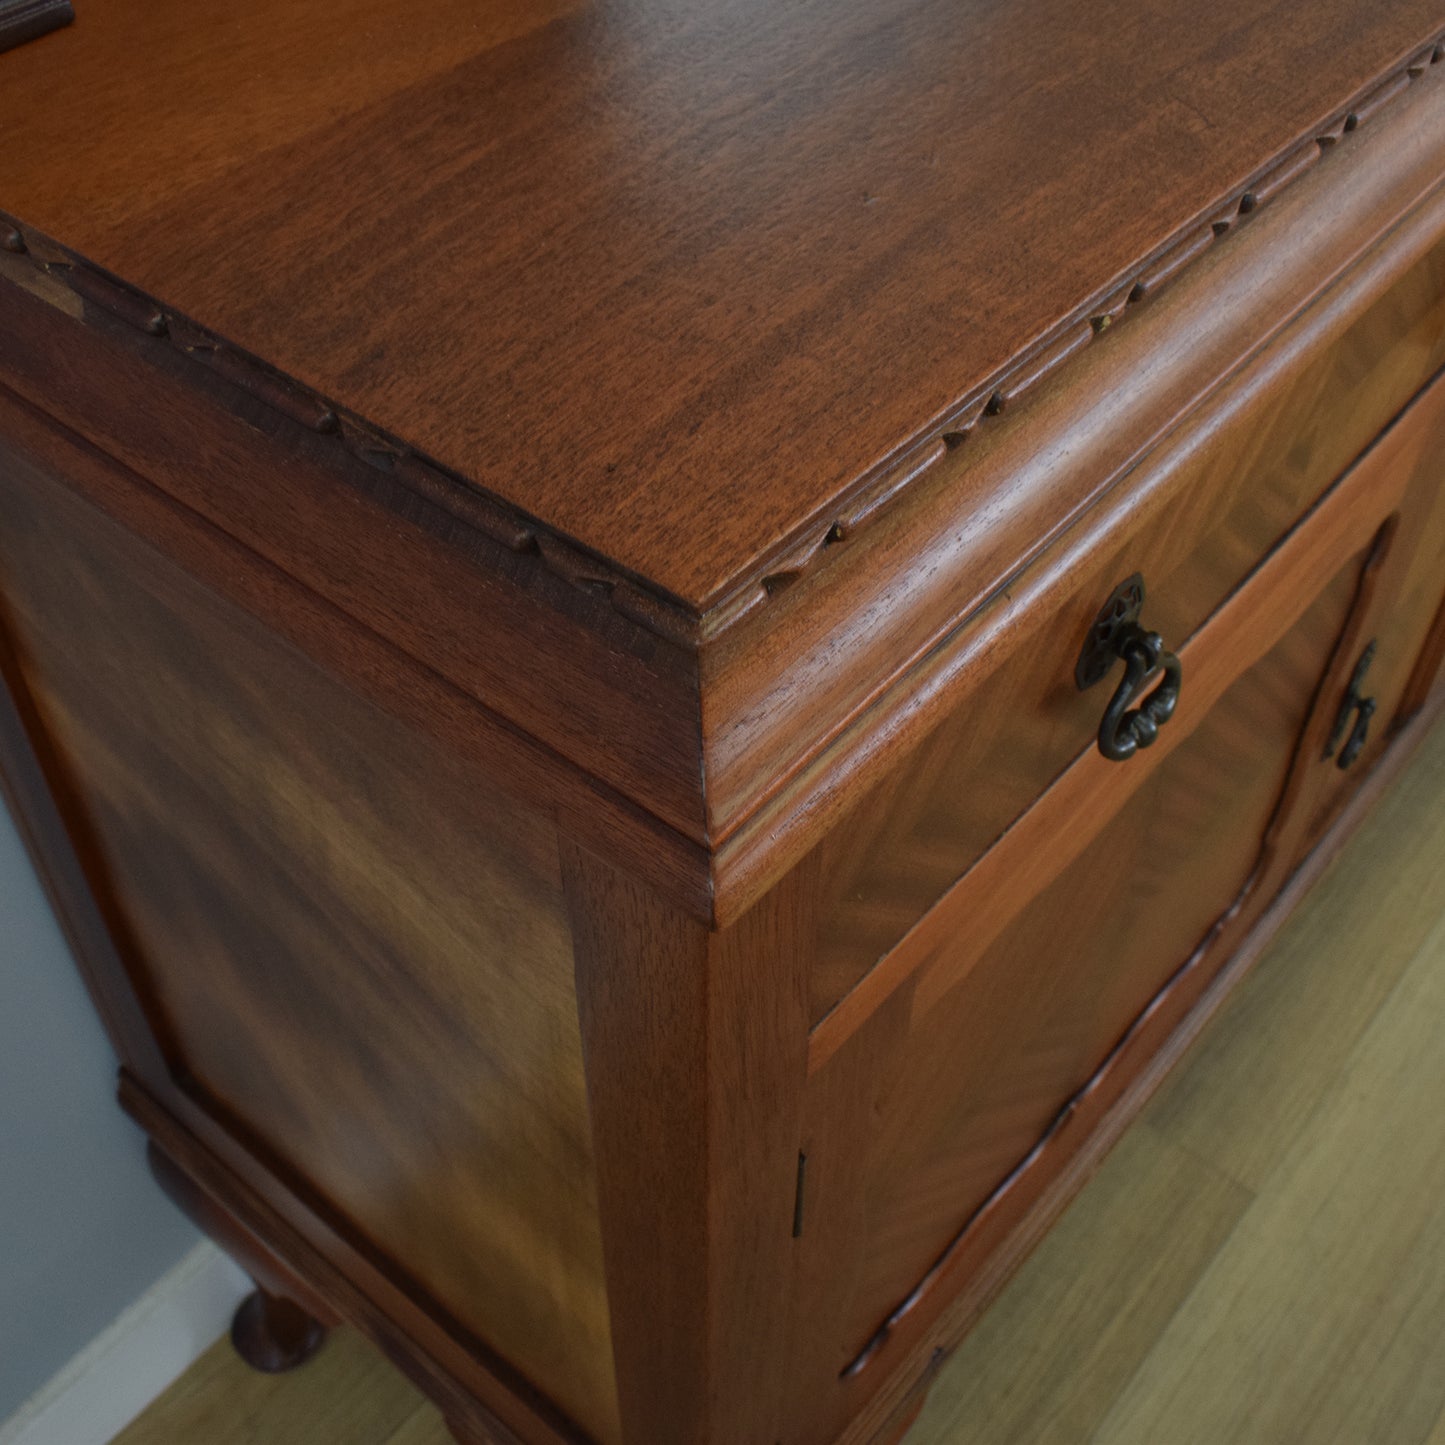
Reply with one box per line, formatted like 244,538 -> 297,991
788,369 -> 1445,1443
805,236 -> 1445,1024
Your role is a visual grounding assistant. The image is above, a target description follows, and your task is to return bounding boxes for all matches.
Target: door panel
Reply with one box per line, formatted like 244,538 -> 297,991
787,372 -> 1445,1442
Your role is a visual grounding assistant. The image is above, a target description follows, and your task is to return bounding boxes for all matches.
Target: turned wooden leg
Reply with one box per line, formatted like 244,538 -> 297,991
231,1283 -> 328,1372
146,1139 -> 338,1373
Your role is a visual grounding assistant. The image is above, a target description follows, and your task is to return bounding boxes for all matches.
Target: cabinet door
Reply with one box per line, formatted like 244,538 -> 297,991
788,370 -> 1445,1445
1256,374 -> 1445,886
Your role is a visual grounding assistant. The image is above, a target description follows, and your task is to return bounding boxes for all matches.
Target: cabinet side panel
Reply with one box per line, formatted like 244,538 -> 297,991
0,443 -> 619,1444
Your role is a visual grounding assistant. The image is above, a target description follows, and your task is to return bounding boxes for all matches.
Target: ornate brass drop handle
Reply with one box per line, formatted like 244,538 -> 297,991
1075,574 -> 1185,763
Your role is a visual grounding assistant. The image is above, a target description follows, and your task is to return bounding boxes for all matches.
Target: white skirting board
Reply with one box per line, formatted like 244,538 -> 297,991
0,1243 -> 250,1445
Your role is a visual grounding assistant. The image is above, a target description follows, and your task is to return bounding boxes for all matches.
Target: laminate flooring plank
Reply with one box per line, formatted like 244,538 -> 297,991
1089,906 -> 1445,1445
1297,1183 -> 1445,1445
905,1124 -> 1252,1445
111,1322 -> 420,1445
1143,720 -> 1445,1193
1426,1401 -> 1445,1445
910,718 -> 1445,1444
378,1403 -> 453,1445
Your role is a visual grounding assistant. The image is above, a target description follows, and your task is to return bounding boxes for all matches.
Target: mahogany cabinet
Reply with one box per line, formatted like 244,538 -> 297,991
1,4 -> 1445,1443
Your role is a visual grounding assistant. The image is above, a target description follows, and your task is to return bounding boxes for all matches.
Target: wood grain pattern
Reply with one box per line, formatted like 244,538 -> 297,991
0,594 -> 170,1093
0,266 -> 709,846
907,1123 -> 1255,1445
384,1408 -> 454,1445
785,367 -> 1445,1440
106,713 -> 1445,1445
1144,733 -> 1445,1207
704,75 -> 1445,919
108,711 -> 1445,1445
793,554 -> 1365,1437
1402,591 -> 1445,723
906,717 -> 1445,1445
4,45 -> 1443,648
1247,382 -> 1445,888
0,36 -> 1442,937
123,1076 -> 569,1445
564,842 -> 815,1444
1,0 -> 1442,609
0,352 -> 711,923
826,695 -> 1445,1445
3,6 -> 1445,1443
1090,916 -> 1445,1445
802,230 -> 1445,1020
806,479 -> 1383,1075
112,1322 -> 425,1445
0,450 -> 619,1442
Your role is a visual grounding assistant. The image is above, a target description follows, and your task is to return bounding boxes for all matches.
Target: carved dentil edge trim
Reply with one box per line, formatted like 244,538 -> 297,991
2,34 -> 1440,652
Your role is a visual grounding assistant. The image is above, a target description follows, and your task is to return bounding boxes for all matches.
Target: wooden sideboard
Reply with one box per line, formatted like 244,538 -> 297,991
2,4 -> 1445,1442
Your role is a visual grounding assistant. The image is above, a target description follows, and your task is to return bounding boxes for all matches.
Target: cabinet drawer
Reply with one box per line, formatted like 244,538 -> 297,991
789,366 -> 1445,1442
806,237 -> 1445,1024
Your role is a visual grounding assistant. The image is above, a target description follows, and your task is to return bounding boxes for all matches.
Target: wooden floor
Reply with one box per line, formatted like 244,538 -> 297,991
117,719 -> 1445,1445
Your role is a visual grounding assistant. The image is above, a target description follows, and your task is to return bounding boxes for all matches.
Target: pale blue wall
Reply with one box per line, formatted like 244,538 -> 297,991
0,801 -> 198,1422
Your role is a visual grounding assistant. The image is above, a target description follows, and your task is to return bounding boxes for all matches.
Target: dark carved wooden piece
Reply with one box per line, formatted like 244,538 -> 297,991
231,1287 -> 328,1374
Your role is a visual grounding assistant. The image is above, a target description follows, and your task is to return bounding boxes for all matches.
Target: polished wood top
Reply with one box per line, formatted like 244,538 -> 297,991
1,0 -> 1441,608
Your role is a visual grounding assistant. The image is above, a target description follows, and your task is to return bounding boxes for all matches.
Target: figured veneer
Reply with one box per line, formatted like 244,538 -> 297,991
803,232 -> 1445,1022
788,366 -> 1445,1442
3,3 -> 1445,1443
701,68 -> 1445,916
0,446 -> 619,1443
